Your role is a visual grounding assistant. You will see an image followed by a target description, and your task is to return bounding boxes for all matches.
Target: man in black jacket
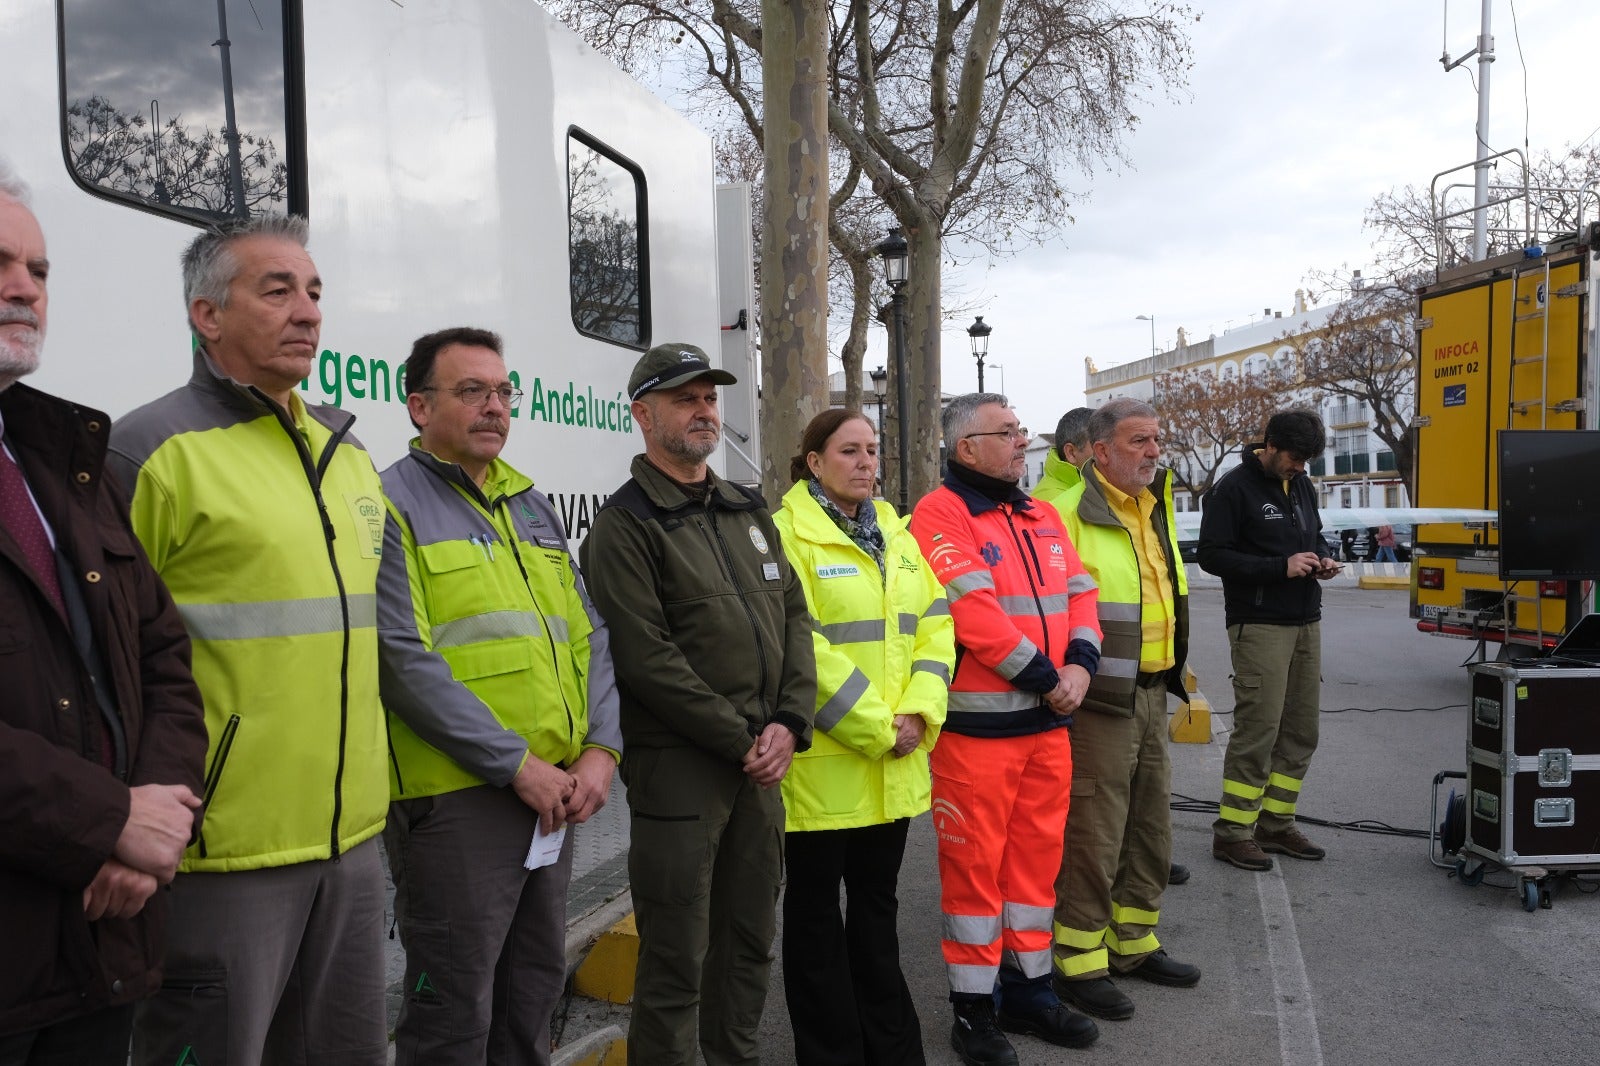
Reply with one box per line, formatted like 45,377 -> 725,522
1197,410 -> 1338,872
0,160 -> 207,1061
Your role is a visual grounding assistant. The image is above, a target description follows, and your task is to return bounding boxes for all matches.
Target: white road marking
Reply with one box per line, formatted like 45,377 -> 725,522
1255,866 -> 1325,1066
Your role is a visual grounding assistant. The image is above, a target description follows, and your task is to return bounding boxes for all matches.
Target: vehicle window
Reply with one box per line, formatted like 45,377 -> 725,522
568,131 -> 649,348
60,0 -> 300,224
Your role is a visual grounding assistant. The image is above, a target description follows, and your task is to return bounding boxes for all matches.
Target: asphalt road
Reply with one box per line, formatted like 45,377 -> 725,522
743,586 -> 1600,1065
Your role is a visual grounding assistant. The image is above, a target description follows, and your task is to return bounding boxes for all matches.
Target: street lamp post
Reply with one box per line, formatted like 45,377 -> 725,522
875,226 -> 911,514
1135,313 -> 1157,357
967,315 -> 992,392
869,364 -> 888,484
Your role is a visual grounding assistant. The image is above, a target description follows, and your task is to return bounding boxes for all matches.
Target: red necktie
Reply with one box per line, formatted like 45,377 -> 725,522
0,444 -> 66,617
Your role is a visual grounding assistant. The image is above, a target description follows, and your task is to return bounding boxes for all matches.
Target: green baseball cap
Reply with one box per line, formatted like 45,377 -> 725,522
627,342 -> 737,401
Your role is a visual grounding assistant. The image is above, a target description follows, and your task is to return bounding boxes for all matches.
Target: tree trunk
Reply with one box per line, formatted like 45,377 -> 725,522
838,251 -> 873,413
906,227 -> 945,507
757,0 -> 830,503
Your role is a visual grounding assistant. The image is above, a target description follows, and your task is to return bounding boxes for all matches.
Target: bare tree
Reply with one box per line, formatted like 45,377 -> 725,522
1365,143 -> 1600,281
1288,276 -> 1418,500
549,0 -> 1195,503
1156,364 -> 1288,501
66,95 -> 288,219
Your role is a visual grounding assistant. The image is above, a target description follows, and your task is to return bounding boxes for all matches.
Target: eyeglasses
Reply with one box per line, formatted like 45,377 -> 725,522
963,427 -> 1028,442
421,383 -> 524,407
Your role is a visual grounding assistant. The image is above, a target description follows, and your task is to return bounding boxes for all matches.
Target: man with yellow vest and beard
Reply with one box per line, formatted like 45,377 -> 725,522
376,327 -> 620,1064
1049,398 -> 1200,1024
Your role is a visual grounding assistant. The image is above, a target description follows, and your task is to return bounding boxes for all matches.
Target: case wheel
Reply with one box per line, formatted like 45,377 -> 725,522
1521,879 -> 1539,912
1455,858 -> 1485,887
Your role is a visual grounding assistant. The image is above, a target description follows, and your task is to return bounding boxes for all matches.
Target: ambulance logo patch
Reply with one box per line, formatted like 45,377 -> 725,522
980,541 -> 1003,567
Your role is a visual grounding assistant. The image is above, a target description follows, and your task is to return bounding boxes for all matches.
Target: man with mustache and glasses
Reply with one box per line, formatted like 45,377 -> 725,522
581,344 -> 816,1066
373,327 -> 620,1064
110,215 -> 391,1066
1050,398 -> 1200,1026
0,159 -> 208,1065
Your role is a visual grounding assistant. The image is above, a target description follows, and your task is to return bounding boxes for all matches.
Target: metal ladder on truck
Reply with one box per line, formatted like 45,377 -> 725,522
1501,257 -> 1552,650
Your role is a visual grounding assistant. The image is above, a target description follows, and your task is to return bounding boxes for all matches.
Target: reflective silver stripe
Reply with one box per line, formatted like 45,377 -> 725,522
947,690 -> 1044,714
433,609 -> 544,649
1003,947 -> 1054,979
1099,601 -> 1141,623
545,614 -> 570,643
995,595 -> 1041,615
898,612 -> 919,636
947,962 -> 999,995
945,571 -> 994,601
1069,625 -> 1103,649
923,599 -> 952,618
944,913 -> 1002,945
816,668 -> 872,732
1097,656 -> 1138,679
994,636 -> 1040,681
1035,592 -> 1070,614
179,593 -> 377,641
1003,901 -> 1055,933
912,659 -> 952,684
818,619 -> 886,645
1068,572 -> 1098,595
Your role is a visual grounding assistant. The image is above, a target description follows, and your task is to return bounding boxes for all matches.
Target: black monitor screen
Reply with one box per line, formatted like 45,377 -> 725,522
1499,430 -> 1600,579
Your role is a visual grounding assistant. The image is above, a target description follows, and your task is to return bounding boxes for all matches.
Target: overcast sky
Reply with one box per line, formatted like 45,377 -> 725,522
907,0 -> 1600,436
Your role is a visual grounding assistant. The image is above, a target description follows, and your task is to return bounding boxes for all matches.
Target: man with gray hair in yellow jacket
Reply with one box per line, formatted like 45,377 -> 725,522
111,216 -> 390,1066
1049,397 -> 1200,1025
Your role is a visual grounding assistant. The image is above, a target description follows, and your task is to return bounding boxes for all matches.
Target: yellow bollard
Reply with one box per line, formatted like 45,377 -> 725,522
1169,693 -> 1213,744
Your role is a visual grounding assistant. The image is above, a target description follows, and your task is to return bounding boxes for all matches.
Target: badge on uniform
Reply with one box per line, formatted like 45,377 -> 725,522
762,562 -> 780,581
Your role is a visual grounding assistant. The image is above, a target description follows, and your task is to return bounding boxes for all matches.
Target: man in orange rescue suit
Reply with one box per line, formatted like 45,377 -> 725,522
911,392 -> 1103,1066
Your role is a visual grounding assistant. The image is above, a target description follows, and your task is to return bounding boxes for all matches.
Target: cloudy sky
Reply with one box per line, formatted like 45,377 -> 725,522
908,0 -> 1600,436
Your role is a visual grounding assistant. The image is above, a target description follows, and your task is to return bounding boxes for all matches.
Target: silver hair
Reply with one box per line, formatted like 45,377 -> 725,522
0,157 -> 31,206
181,215 -> 310,326
1088,397 -> 1158,444
942,391 -> 1011,444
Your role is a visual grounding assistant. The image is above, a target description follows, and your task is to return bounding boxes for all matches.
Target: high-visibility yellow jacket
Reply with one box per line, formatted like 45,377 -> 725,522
773,482 -> 954,831
108,352 -> 389,872
1031,449 -> 1083,507
1059,462 -> 1189,717
376,446 -> 621,799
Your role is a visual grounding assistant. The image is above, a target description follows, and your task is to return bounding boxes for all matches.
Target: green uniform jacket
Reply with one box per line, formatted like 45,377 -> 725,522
773,482 -> 954,831
1060,463 -> 1189,718
579,456 -> 816,763
376,446 -> 621,799
1031,449 -> 1083,507
108,351 -> 389,872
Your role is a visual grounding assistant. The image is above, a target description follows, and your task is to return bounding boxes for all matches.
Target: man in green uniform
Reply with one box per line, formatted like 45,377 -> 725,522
580,343 -> 816,1066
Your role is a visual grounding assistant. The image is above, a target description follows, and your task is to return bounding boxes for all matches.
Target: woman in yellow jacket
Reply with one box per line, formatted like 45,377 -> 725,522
774,408 -> 955,1066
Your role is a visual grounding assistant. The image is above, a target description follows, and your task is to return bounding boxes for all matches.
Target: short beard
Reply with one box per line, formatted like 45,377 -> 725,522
660,423 -> 720,464
0,332 -> 42,385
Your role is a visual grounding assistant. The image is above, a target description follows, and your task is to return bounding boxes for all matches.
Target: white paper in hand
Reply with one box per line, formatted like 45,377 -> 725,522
525,823 -> 567,870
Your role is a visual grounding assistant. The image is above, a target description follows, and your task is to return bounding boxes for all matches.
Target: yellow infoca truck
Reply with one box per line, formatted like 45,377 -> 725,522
1412,229 -> 1598,652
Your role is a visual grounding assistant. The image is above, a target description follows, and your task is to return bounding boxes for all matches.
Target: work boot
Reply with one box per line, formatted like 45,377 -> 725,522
1256,824 -> 1327,860
1168,862 -> 1191,885
951,997 -> 1019,1066
1212,836 -> 1274,871
1124,949 -> 1202,988
1054,975 -> 1134,1020
997,997 -> 1099,1049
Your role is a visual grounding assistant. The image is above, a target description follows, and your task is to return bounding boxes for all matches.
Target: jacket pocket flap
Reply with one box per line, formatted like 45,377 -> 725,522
441,637 -> 535,681
419,539 -> 483,574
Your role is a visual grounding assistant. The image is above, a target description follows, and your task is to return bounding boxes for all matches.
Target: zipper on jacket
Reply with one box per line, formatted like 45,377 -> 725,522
1001,507 -> 1052,660
196,712 -> 242,859
706,505 -> 772,709
261,393 -> 355,861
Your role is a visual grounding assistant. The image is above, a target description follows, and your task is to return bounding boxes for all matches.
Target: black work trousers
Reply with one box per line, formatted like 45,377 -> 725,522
781,818 -> 925,1066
